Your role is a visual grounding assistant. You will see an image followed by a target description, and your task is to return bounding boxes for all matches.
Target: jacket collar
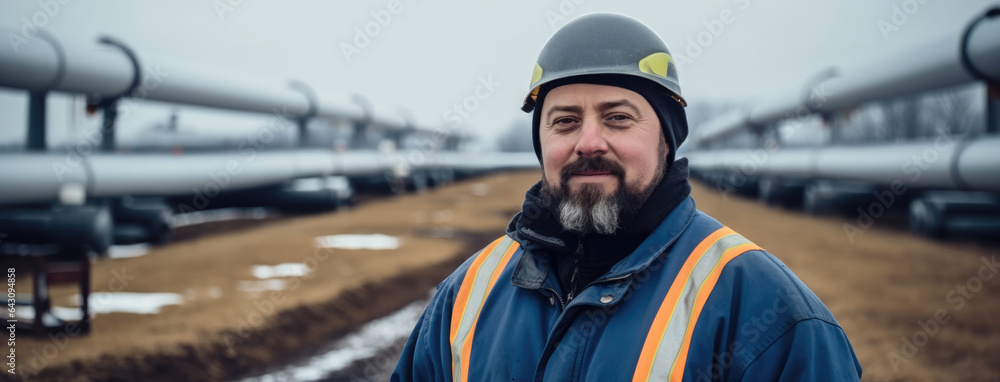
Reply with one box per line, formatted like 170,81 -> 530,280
507,195 -> 696,290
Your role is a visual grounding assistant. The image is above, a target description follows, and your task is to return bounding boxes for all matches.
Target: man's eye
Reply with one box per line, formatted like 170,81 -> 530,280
553,117 -> 576,125
607,114 -> 631,122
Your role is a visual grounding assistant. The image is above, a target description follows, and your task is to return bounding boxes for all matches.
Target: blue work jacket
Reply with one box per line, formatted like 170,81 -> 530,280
393,197 -> 862,381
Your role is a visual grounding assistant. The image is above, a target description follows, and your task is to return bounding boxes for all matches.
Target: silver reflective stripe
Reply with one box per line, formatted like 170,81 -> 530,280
647,233 -> 752,380
451,236 -> 516,381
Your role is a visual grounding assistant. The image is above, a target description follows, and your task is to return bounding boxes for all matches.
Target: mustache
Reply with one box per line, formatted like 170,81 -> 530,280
559,156 -> 626,185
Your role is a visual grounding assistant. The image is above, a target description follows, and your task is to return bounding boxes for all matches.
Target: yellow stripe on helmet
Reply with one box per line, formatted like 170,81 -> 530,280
638,52 -> 673,79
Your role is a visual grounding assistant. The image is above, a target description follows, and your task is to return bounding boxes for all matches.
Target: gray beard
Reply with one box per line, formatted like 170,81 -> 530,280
556,184 -> 621,235
541,142 -> 667,236
541,173 -> 660,236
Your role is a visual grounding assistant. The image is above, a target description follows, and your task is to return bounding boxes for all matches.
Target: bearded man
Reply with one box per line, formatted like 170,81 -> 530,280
393,13 -> 862,382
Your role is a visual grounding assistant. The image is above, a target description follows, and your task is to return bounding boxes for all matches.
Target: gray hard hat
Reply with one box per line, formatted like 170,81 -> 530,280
521,13 -> 686,113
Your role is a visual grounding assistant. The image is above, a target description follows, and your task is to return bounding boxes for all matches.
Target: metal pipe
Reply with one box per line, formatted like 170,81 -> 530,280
0,151 -> 538,205
0,32 -> 441,135
689,11 -> 1000,146
112,198 -> 173,245
909,191 -> 1000,238
818,18 -> 1000,112
27,92 -> 47,150
686,136 -> 1000,193
747,91 -> 804,128
0,206 -> 112,252
100,104 -> 117,152
688,109 -> 751,148
989,85 -> 1000,133
85,151 -> 333,198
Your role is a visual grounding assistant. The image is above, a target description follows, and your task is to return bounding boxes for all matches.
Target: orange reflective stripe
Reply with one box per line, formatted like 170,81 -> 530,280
449,235 -> 520,382
633,226 -> 735,381
456,241 -> 519,382
449,236 -> 505,343
634,227 -> 762,382
487,243 -> 519,294
667,242 -> 761,380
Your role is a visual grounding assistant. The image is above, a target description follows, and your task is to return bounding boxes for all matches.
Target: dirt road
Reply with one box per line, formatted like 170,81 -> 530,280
8,171 -> 532,382
6,170 -> 999,381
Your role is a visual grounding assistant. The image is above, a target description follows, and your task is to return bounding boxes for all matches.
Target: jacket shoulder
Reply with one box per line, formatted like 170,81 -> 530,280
687,210 -> 836,322
694,228 -> 853,378
721,246 -> 839,324
436,234 -> 520,297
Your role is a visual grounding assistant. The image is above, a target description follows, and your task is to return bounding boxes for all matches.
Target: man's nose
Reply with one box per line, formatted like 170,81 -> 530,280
574,117 -> 609,158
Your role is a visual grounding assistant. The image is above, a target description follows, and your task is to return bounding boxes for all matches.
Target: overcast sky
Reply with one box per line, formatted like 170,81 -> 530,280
0,0 -> 994,149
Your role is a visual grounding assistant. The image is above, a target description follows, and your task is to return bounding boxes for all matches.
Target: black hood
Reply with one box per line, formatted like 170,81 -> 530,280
530,74 -> 689,167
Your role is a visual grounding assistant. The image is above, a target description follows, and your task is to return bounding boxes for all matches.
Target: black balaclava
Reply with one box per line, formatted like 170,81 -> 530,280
530,74 -> 689,167
517,74 -> 693,300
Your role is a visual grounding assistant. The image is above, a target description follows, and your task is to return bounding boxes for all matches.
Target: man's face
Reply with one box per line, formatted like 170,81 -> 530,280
538,83 -> 668,234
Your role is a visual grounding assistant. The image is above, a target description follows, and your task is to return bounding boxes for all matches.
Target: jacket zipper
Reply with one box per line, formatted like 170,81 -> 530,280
567,260 -> 580,302
566,238 -> 584,303
566,237 -> 636,303
543,287 -> 567,309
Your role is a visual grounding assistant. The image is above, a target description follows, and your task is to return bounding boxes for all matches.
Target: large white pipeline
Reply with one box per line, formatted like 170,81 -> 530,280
0,31 -> 422,132
687,11 -> 1000,148
0,30 -> 544,206
686,136 -> 1000,193
0,151 -> 539,206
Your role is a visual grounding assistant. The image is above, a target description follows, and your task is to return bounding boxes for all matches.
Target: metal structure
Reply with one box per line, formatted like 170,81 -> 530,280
0,28 -> 539,334
685,7 -> 1000,238
0,29 -> 538,253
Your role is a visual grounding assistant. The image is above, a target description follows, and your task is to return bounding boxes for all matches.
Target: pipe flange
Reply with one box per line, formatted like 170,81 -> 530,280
351,93 -> 374,125
288,79 -> 318,120
87,36 -> 142,109
960,7 -> 1000,87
